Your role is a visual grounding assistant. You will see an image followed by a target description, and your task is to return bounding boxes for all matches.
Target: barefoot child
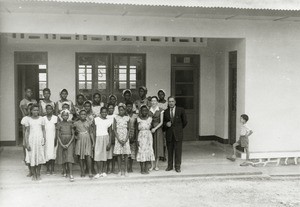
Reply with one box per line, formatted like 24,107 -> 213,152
74,110 -> 94,178
21,102 -> 34,177
136,105 -> 155,174
43,104 -> 58,175
39,88 -> 55,116
113,103 -> 131,176
228,114 -> 253,166
126,101 -> 138,173
106,103 -> 117,174
25,104 -> 46,181
56,109 -> 75,182
94,107 -> 112,178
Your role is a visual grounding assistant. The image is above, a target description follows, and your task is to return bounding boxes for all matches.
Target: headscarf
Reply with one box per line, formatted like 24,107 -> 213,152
60,109 -> 70,115
109,94 -> 118,101
139,86 -> 147,92
158,89 -> 166,95
122,89 -> 132,97
62,101 -> 71,107
59,88 -> 68,95
118,102 -> 126,110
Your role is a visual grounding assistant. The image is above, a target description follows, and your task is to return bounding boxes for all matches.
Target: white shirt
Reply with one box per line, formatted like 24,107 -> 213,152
150,106 -> 160,114
94,117 -> 112,136
240,123 -> 252,136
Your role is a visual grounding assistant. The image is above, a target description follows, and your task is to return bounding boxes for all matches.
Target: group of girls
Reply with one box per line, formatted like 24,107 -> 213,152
20,86 -> 169,182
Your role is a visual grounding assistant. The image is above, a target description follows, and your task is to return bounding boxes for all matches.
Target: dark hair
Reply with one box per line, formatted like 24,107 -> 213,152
60,89 -> 68,94
45,104 -> 54,109
140,105 -> 149,111
100,107 -> 108,112
76,94 -> 85,99
30,104 -> 39,112
241,114 -> 249,122
125,101 -> 133,106
93,93 -> 101,98
151,96 -> 159,101
43,88 -> 51,93
107,103 -> 115,108
24,87 -> 32,92
168,96 -> 176,101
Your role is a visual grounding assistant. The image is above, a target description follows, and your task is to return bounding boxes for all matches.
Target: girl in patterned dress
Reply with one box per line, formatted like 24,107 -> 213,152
126,101 -> 138,173
92,92 -> 104,117
39,88 -> 55,116
25,104 -> 46,181
106,103 -> 117,174
56,109 -> 75,182
74,109 -> 94,178
113,103 -> 131,176
43,104 -> 58,175
136,105 -> 155,174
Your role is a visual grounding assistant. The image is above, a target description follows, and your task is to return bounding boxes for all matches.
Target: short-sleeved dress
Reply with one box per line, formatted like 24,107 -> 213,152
39,100 -> 55,116
128,113 -> 138,159
149,107 -> 164,158
56,121 -> 75,164
94,117 -> 113,161
74,120 -> 93,159
136,117 -> 155,162
92,102 -> 104,117
113,115 -> 131,155
43,115 -> 58,161
25,117 -> 46,166
21,116 -> 30,146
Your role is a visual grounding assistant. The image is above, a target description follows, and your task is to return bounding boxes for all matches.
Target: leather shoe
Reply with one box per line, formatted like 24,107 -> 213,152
165,167 -> 173,171
175,168 -> 181,173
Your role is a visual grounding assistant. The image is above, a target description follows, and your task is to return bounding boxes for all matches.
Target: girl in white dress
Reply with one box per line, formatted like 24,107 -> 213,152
92,92 -> 104,117
94,107 -> 113,178
43,104 -> 58,175
25,104 -> 46,181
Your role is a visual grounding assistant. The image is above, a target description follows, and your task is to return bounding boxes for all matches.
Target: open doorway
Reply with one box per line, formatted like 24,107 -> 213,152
15,52 -> 48,146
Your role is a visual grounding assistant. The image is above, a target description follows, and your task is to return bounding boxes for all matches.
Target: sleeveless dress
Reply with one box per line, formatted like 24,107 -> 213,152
56,121 -> 75,164
43,115 -> 58,161
136,117 -> 155,162
149,107 -> 164,158
74,120 -> 93,159
113,115 -> 131,155
25,117 -> 46,166
39,100 -> 55,116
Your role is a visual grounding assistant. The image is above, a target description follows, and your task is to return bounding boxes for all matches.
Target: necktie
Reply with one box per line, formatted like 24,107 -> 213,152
170,108 -> 174,122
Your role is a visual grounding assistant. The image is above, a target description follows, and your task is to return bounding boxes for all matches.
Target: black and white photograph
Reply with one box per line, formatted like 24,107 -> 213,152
0,0 -> 299,206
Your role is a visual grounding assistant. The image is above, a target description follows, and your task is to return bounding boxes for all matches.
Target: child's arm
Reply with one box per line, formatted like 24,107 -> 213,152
56,128 -> 64,148
19,103 -> 27,117
38,101 -> 43,116
124,121 -> 130,145
113,118 -> 122,144
25,126 -> 31,151
90,123 -> 95,148
246,129 -> 253,137
54,123 -> 58,147
107,126 -> 112,151
42,125 -> 46,146
66,127 -> 75,148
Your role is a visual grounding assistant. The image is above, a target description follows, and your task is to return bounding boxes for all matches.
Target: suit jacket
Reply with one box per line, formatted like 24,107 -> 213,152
163,106 -> 188,141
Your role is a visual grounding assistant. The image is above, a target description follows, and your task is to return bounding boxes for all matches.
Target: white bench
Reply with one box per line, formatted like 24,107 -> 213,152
241,151 -> 300,167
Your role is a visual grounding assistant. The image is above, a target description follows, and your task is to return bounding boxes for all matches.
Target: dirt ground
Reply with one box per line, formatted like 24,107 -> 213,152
0,177 -> 299,207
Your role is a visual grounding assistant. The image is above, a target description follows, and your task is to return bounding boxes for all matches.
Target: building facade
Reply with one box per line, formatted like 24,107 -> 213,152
1,0 -> 300,157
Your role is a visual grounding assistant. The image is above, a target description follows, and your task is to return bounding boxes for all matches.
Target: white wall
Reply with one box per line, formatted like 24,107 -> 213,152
1,11 -> 300,152
0,36 -> 217,141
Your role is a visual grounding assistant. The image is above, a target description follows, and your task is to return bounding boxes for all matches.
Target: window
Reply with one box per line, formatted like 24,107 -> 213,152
76,53 -> 145,101
38,64 -> 48,99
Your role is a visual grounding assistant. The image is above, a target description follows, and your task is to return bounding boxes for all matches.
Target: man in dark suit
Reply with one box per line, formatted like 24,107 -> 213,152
163,96 -> 187,173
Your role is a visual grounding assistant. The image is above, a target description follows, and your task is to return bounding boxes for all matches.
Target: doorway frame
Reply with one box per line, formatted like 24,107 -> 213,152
170,54 -> 200,141
14,51 -> 48,145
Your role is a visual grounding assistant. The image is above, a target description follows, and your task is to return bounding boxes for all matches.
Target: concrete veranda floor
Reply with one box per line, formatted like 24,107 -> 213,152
0,141 -> 299,187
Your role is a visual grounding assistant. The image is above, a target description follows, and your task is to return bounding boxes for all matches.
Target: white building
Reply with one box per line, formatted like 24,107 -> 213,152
1,0 -> 300,158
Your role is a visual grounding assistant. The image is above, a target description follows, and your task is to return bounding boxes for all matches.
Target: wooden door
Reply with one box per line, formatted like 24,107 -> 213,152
17,64 -> 39,145
228,51 -> 237,144
171,55 -> 199,141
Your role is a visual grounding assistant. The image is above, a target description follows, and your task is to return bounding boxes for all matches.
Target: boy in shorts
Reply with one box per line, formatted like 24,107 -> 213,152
228,114 -> 253,166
